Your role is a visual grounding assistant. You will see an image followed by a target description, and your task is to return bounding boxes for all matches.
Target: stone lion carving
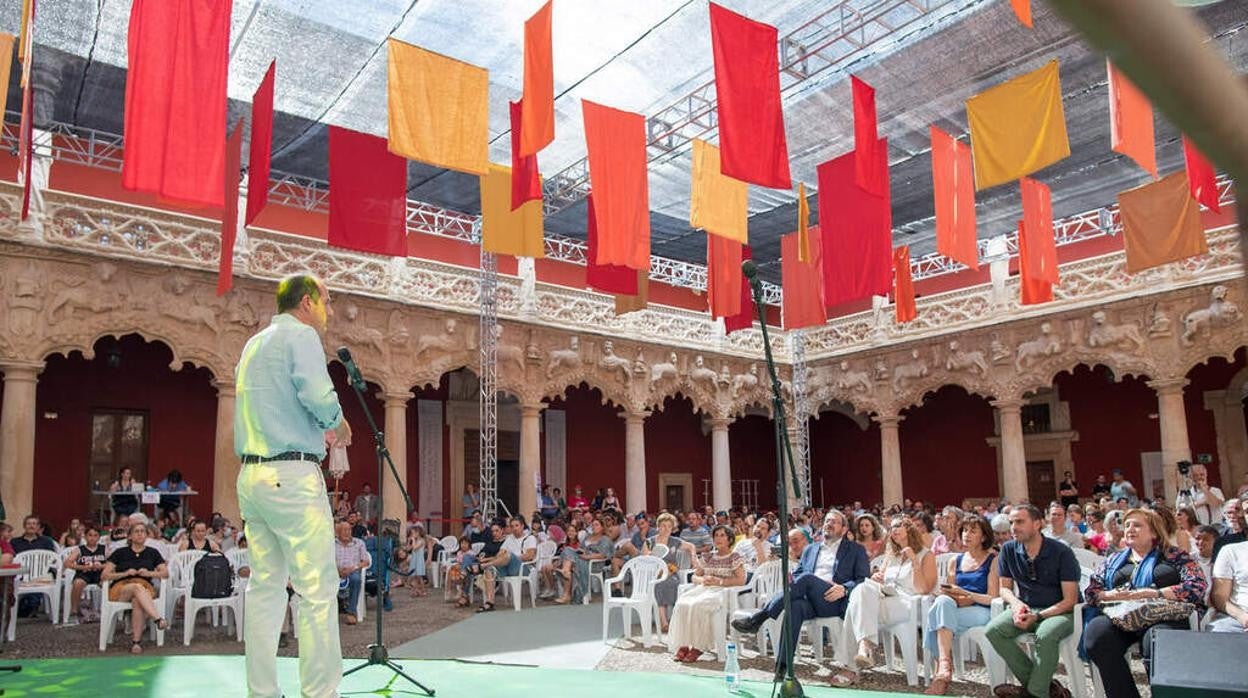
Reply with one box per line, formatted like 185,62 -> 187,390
990,336 -> 1011,365
1015,322 -> 1062,371
546,336 -> 581,379
495,326 -> 526,375
690,355 -> 718,389
732,364 -> 760,398
834,361 -> 872,394
387,310 -> 411,347
1182,285 -> 1241,345
1086,311 -> 1144,353
651,352 -> 678,385
415,318 -> 459,359
632,349 -> 648,377
718,363 -> 732,388
873,358 -> 889,382
599,340 -> 632,382
158,275 -> 219,335
892,349 -> 929,392
945,340 -> 990,376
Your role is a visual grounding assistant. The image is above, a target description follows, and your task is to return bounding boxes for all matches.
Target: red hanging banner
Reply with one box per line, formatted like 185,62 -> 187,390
781,231 -> 827,330
893,245 -> 916,323
244,60 -> 275,226
218,121 -> 243,296
510,100 -> 542,210
818,142 -> 893,308
1182,136 -> 1221,213
327,126 -> 408,257
582,100 -> 650,270
122,0 -> 232,206
1020,177 -> 1059,285
931,127 -> 979,270
708,3 -> 790,189
723,246 -> 755,334
585,193 -> 639,295
1018,220 -> 1053,305
852,76 -> 886,196
519,0 -> 554,156
1107,61 -> 1157,178
707,234 -> 743,319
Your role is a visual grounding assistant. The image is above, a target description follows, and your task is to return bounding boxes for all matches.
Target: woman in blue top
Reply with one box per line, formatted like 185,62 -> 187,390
923,515 -> 999,695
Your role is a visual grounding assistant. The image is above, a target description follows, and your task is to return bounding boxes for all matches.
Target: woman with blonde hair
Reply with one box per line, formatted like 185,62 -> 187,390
832,516 -> 937,686
1083,508 -> 1206,698
854,513 -> 886,560
650,512 -> 696,632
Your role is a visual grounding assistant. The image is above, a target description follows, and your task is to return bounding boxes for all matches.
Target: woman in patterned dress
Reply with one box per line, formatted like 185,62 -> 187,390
667,524 -> 746,663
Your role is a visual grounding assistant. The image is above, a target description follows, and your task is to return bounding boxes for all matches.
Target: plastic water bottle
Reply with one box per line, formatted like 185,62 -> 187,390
724,641 -> 741,693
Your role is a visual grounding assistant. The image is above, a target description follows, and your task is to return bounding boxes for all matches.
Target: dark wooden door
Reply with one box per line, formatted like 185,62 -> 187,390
1026,460 -> 1056,504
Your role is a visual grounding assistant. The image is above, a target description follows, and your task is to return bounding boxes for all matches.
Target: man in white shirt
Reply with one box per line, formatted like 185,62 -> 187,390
1209,540 -> 1248,632
1185,464 -> 1225,526
1041,504 -> 1085,549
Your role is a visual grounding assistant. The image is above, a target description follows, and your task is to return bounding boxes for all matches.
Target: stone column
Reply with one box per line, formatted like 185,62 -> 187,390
0,361 -> 41,522
519,401 -> 544,519
380,390 -> 412,524
623,409 -> 648,514
1204,390 -> 1248,492
993,398 -> 1028,503
211,380 -> 240,524
876,414 -> 904,508
1150,378 -> 1192,503
710,417 -> 732,511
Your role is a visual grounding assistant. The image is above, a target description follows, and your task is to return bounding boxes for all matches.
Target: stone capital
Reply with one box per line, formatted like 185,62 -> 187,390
1147,378 -> 1189,396
377,390 -> 414,409
520,401 -> 546,418
873,414 -> 904,429
212,379 -> 236,397
620,409 -> 650,424
707,416 -> 732,430
991,398 -> 1027,413
0,360 -> 44,382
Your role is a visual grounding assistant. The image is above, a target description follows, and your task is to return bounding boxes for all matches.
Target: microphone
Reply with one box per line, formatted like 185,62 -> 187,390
337,346 -> 366,391
741,259 -> 762,291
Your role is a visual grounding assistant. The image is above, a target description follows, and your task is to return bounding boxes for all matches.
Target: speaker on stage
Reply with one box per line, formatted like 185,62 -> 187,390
1150,628 -> 1248,697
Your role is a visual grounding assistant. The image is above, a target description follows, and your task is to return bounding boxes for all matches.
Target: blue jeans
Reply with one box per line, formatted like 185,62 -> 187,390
338,570 -> 362,614
923,595 -> 991,654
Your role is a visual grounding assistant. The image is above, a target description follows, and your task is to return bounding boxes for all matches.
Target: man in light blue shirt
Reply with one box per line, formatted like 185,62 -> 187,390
235,274 -> 351,698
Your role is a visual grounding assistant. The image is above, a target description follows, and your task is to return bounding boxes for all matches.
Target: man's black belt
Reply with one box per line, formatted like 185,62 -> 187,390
241,451 -> 323,465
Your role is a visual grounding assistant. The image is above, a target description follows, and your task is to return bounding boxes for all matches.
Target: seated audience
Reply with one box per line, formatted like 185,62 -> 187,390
1104,510 -> 1127,554
854,513 -> 886,561
448,536 -> 476,606
832,517 -> 936,686
101,523 -> 168,653
1043,503 -> 1086,549
668,524 -> 746,663
1082,508 -> 1207,698
1067,504 -> 1087,534
1084,509 -> 1110,554
333,520 -> 370,625
648,513 -> 696,631
601,487 -> 621,512
538,485 -> 559,521
986,504 -> 1081,698
155,469 -> 189,517
108,467 -> 141,518
1194,524 -> 1218,601
364,524 -> 396,613
538,521 -> 578,603
567,485 -> 590,510
0,524 -> 13,565
462,512 -> 488,544
924,516 -> 1000,695
561,517 -> 613,605
938,507 -> 967,554
732,511 -> 870,677
1213,497 -> 1246,563
64,525 -> 108,624
178,519 -> 221,553
58,518 -> 85,549
680,512 -> 713,555
478,516 -> 537,611
912,511 -> 947,555
1209,540 -> 1248,633
732,518 -> 773,574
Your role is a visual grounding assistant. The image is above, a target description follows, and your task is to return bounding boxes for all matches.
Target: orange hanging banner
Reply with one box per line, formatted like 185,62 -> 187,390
966,60 -> 1070,190
1009,0 -> 1032,28
796,182 -> 811,263
690,138 -> 748,243
583,100 -> 650,270
930,127 -> 979,270
893,245 -> 916,324
519,0 -> 554,156
781,231 -> 827,330
480,163 -> 545,258
1017,220 -> 1053,305
386,39 -> 489,175
1107,61 -> 1157,178
1119,170 -> 1208,273
1020,177 -> 1059,284
707,233 -> 743,318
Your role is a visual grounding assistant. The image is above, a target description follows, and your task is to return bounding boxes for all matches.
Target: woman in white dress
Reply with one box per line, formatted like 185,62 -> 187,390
833,516 -> 937,686
667,525 -> 746,663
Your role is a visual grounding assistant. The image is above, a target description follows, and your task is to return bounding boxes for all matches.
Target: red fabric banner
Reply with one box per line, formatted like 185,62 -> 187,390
510,100 -> 542,210
583,100 -> 649,269
781,231 -> 826,330
817,142 -> 893,308
1018,220 -> 1053,305
707,234 -> 743,319
709,3 -> 790,189
892,245 -> 916,323
1020,176 -> 1059,284
122,0 -> 232,207
930,127 -> 979,270
327,126 -> 408,257
218,121 -> 243,296
1182,136 -> 1221,213
723,246 -> 755,334
245,60 -> 275,226
520,0 -> 554,156
585,193 -> 638,295
852,76 -> 885,196
17,63 -> 30,220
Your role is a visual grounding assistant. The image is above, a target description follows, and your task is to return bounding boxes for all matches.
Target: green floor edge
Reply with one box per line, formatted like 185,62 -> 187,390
0,655 -> 916,698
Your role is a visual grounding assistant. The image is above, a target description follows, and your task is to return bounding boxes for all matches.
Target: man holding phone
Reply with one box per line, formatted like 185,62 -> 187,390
985,504 -> 1080,698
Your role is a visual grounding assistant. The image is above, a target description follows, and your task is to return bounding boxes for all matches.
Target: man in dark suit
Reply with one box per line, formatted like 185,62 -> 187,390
732,510 -> 870,673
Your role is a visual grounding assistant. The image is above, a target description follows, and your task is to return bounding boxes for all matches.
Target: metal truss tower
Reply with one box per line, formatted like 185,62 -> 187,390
791,330 -> 812,507
476,219 -> 499,522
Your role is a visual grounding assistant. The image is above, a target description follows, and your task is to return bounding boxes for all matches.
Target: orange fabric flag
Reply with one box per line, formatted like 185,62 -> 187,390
1009,0 -> 1032,28
386,39 -> 489,175
0,35 -> 13,127
1108,61 -> 1156,178
690,139 -> 748,243
217,120 -> 243,297
893,245 -> 916,324
615,270 -> 649,315
781,230 -> 826,330
1020,177 -> 1059,284
520,0 -> 554,156
480,163 -> 545,258
796,182 -> 811,263
1017,220 -> 1053,305
966,60 -> 1070,190
1119,170 -> 1209,273
931,127 -> 979,270
707,233 -> 743,318
583,100 -> 650,270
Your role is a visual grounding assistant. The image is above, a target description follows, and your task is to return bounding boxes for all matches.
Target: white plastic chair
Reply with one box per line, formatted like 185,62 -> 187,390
933,553 -> 959,586
431,535 -> 457,589
602,556 -> 668,647
59,547 -> 101,624
166,550 -> 206,622
729,560 -> 783,652
1072,549 -> 1104,571
98,578 -> 167,651
920,595 -> 1001,685
582,558 -> 607,605
498,556 -> 538,612
877,589 -> 924,686
183,553 -> 244,645
8,549 -> 61,640
989,598 -> 1090,698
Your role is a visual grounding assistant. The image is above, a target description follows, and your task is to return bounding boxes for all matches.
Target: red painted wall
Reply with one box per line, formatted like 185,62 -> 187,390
1055,365 -> 1159,489
810,412 -> 881,507
32,334 -> 217,532
729,415 -> 779,510
550,385 -> 626,509
644,397 -> 711,512
899,386 -> 999,504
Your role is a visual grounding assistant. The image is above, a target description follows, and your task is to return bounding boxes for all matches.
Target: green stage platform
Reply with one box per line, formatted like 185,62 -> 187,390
0,655 -> 914,698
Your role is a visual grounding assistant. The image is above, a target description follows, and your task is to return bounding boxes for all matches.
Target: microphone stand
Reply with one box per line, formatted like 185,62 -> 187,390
743,261 -> 804,698
337,348 -> 435,696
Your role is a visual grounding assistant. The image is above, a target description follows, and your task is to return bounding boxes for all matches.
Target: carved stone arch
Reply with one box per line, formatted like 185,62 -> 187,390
1178,336 -> 1248,379
803,383 -> 876,422
732,397 -> 773,419
326,356 -> 389,392
811,399 -> 870,431
1010,352 -> 1158,399
36,327 -> 228,379
893,373 -> 998,413
540,371 -> 630,412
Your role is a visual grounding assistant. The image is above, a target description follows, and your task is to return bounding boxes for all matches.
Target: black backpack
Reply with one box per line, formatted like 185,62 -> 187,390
191,552 -> 234,599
